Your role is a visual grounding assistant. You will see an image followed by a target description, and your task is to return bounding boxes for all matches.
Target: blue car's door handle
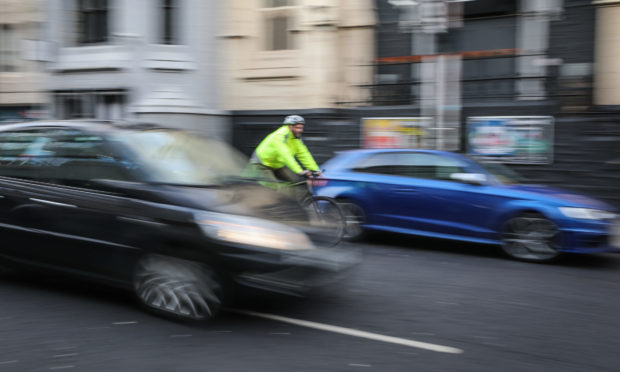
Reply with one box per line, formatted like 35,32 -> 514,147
393,187 -> 419,193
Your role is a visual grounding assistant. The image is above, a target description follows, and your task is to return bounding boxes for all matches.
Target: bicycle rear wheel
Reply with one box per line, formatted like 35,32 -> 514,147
302,196 -> 345,247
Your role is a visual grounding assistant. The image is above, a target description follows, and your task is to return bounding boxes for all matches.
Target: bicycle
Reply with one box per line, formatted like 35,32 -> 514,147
287,171 -> 346,247
242,163 -> 346,246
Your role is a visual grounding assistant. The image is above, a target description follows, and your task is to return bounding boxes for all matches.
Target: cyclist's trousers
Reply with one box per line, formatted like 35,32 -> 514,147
247,155 -> 307,201
273,166 -> 304,183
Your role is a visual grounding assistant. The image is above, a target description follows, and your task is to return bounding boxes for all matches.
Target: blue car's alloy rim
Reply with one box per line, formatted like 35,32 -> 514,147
339,202 -> 366,241
502,213 -> 561,262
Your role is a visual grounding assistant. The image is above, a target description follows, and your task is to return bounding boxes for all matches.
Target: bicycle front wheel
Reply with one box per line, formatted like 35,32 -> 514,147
302,196 -> 345,247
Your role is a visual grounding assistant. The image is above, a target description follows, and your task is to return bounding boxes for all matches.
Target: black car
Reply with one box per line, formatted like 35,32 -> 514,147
0,120 -> 358,321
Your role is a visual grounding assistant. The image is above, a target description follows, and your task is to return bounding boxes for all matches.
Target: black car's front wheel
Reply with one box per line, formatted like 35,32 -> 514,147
133,254 -> 223,321
501,212 -> 562,262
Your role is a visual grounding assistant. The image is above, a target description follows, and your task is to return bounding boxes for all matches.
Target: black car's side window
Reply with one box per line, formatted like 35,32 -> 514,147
0,128 -> 134,187
0,129 -> 53,180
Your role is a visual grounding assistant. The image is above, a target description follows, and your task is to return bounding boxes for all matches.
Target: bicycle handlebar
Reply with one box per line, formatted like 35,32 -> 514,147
302,170 -> 323,179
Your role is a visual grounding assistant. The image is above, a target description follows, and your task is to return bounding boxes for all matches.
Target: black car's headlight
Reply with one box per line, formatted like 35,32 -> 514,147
558,207 -> 616,220
194,211 -> 314,250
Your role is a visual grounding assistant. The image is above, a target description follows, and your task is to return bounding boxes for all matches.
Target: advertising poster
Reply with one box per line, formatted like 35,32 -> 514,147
362,117 -> 432,149
467,116 -> 554,164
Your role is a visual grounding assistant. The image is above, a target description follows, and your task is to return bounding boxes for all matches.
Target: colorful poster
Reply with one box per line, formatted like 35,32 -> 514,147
362,117 -> 432,149
467,116 -> 554,164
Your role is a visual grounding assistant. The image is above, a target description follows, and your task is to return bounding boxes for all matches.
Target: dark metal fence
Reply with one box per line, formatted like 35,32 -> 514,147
232,109 -> 620,209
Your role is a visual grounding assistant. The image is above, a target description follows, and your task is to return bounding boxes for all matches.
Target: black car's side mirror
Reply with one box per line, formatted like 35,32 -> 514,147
449,173 -> 487,185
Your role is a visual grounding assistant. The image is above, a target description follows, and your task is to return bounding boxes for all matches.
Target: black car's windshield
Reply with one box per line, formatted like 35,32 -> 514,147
476,161 -> 527,185
112,129 -> 248,186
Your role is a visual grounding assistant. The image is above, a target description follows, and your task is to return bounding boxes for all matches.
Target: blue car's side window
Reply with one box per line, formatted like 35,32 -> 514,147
352,152 -> 468,181
352,153 -> 399,175
396,153 -> 467,181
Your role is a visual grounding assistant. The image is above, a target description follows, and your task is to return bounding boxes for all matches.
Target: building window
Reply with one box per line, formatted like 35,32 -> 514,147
78,0 -> 109,44
264,0 -> 295,51
161,0 -> 178,44
268,16 -> 289,50
54,91 -> 126,120
0,24 -> 19,72
266,0 -> 290,7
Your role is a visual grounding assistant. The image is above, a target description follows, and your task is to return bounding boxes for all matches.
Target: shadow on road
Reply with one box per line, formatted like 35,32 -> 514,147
0,269 -> 339,327
0,270 -> 135,305
362,231 -> 502,258
359,231 -> 620,269
555,251 -> 620,269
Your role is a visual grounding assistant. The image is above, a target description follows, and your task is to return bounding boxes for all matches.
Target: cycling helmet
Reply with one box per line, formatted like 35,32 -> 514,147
283,115 -> 305,126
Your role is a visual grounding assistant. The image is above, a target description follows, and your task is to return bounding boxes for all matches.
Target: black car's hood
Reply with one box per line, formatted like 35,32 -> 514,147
97,179 -> 307,223
173,183 -> 307,223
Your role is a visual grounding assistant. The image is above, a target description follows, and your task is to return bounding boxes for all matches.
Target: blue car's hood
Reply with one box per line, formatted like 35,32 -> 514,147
506,184 -> 614,210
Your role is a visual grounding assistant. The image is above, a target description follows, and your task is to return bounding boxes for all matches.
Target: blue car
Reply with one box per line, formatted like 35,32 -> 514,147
314,149 -> 620,262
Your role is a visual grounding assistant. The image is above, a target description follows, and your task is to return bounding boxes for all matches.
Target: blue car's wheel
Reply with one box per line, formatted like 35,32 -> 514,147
338,201 -> 366,241
302,196 -> 345,246
501,212 -> 561,262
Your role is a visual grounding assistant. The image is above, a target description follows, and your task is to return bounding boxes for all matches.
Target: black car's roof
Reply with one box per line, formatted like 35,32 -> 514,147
0,119 -> 170,134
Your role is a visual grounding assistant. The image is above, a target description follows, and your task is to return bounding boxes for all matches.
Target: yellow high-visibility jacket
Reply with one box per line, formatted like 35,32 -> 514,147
255,125 -> 319,174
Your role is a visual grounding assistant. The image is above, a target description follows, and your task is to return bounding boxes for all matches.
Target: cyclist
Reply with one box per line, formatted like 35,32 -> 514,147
248,115 -> 344,244
249,115 -> 321,185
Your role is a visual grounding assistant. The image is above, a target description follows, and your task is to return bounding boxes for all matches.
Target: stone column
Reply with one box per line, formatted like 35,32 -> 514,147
516,0 -> 563,100
593,0 -> 620,105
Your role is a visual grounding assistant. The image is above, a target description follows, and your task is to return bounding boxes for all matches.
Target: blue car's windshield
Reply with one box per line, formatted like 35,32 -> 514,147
111,129 -> 247,186
476,161 -> 527,185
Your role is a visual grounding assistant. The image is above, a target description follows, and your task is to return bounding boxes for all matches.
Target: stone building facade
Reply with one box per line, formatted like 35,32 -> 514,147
221,0 -> 376,110
44,0 -> 229,139
0,0 -> 48,122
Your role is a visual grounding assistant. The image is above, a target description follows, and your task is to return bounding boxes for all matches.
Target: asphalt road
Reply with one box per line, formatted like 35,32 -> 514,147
1,234 -> 619,372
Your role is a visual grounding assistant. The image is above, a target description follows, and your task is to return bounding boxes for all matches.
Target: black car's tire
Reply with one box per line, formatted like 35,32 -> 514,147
133,254 -> 223,321
501,212 -> 562,262
338,200 -> 366,242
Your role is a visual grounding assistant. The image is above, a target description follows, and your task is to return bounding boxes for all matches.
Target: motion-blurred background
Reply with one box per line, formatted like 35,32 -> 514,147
0,0 -> 618,206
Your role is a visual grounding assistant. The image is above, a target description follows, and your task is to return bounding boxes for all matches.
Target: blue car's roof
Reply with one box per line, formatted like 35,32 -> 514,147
336,148 -> 452,155
325,148 -> 467,169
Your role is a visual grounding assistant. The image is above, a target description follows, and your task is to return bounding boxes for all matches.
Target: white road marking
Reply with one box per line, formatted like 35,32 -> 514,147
349,363 -> 372,367
112,321 -> 138,325
49,366 -> 74,370
0,360 -> 18,364
53,354 -> 78,358
232,310 -> 463,354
